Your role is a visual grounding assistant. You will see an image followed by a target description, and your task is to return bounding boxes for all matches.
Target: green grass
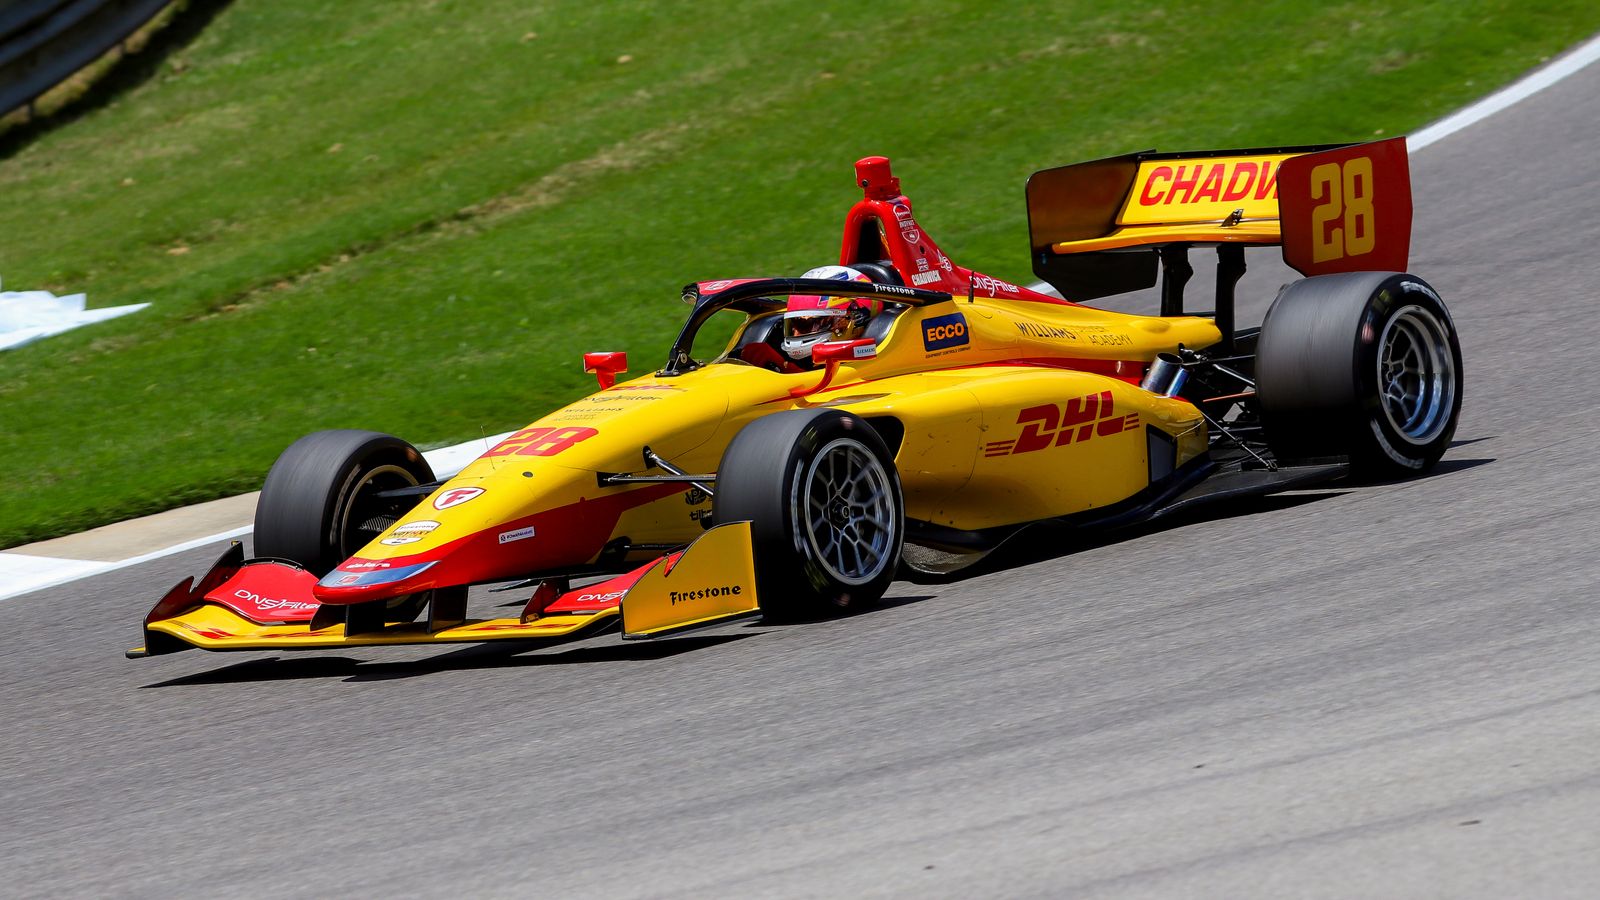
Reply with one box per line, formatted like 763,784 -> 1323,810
1,0 -> 1596,548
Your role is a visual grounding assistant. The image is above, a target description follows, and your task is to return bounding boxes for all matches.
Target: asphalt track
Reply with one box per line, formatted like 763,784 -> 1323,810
6,56 -> 1600,899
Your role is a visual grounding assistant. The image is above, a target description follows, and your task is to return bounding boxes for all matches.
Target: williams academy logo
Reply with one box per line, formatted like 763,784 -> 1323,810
922,312 -> 968,352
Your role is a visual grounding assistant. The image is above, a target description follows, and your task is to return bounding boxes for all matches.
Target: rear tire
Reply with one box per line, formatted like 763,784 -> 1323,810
714,410 -> 904,621
254,430 -> 434,576
1257,272 -> 1462,476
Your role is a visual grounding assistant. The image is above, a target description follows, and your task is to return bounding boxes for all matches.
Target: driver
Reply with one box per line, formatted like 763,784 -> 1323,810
737,265 -> 885,373
776,265 -> 883,369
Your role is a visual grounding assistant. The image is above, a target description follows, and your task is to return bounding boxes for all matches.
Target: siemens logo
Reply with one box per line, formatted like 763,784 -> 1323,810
922,312 -> 969,351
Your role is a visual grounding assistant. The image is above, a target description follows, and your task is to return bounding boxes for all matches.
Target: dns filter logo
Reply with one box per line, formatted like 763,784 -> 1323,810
922,312 -> 968,352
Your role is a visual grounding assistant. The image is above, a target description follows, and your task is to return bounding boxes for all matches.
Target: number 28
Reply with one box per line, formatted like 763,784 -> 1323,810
1309,157 -> 1376,263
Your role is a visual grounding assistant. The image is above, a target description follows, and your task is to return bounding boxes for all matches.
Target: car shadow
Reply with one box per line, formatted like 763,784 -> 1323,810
140,631 -> 758,687
1360,455 -> 1495,485
941,452 -> 1496,582
739,593 -> 939,626
996,490 -> 1350,578
141,591 -> 943,686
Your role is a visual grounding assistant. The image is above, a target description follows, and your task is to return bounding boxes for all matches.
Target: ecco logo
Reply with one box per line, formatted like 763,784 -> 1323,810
922,312 -> 969,352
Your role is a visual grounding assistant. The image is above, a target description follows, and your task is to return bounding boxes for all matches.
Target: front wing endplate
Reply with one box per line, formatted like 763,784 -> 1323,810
620,520 -> 761,639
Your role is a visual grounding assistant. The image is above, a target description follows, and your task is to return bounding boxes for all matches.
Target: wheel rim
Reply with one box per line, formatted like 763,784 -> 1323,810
335,463 -> 421,559
1376,305 -> 1456,445
800,438 -> 898,586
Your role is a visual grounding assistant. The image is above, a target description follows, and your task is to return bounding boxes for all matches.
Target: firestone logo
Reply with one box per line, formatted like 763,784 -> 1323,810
668,584 -> 743,605
433,487 -> 484,510
381,519 -> 440,545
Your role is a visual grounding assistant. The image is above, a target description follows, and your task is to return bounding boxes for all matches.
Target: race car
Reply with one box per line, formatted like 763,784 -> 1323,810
129,139 -> 1462,659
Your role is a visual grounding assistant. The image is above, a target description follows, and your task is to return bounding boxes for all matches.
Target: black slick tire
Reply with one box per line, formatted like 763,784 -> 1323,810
713,410 -> 904,621
1256,272 -> 1463,477
254,430 -> 434,576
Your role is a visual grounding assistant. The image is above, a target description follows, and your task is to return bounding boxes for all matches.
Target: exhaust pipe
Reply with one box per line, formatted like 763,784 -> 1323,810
1140,352 -> 1188,397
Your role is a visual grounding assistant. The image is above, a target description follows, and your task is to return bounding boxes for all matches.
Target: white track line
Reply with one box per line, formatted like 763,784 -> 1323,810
0,436 -> 511,601
1408,32 -> 1600,151
8,31 -> 1600,602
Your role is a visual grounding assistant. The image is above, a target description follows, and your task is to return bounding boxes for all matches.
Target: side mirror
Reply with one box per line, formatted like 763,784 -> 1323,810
791,340 -> 877,399
583,351 -> 628,390
812,339 -> 877,364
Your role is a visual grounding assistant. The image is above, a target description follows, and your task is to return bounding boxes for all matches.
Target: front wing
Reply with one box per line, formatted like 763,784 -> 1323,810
128,522 -> 761,658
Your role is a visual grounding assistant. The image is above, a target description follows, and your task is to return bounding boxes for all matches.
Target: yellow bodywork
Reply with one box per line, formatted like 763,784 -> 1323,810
337,293 -> 1216,585
620,522 -> 761,639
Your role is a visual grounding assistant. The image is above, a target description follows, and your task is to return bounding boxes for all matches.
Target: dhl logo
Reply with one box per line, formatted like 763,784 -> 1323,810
1120,153 -> 1296,226
984,391 -> 1139,457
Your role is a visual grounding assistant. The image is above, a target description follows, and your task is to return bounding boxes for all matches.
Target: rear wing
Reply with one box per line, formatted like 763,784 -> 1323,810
1027,138 -> 1412,302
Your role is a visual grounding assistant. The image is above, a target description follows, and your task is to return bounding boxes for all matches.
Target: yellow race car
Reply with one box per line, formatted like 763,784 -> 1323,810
131,139 -> 1461,659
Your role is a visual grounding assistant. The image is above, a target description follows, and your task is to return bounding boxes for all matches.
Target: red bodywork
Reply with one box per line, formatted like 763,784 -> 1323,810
841,156 -> 1070,305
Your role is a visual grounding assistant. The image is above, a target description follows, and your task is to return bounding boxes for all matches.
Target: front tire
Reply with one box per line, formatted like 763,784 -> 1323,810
254,430 -> 434,576
714,410 -> 904,620
1257,272 -> 1462,476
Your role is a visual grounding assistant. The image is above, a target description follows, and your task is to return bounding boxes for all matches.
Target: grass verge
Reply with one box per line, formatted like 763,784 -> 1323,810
1,0 -> 1597,548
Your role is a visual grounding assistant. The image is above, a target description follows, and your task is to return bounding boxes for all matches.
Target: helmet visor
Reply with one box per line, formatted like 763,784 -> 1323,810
782,309 -> 845,341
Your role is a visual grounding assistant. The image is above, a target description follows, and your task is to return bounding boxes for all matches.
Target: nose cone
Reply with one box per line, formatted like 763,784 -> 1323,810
311,369 -> 750,605
313,560 -> 440,601
309,468 -> 562,604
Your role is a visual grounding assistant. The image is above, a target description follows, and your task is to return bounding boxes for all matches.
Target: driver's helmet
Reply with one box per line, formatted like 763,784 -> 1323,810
780,265 -> 883,362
